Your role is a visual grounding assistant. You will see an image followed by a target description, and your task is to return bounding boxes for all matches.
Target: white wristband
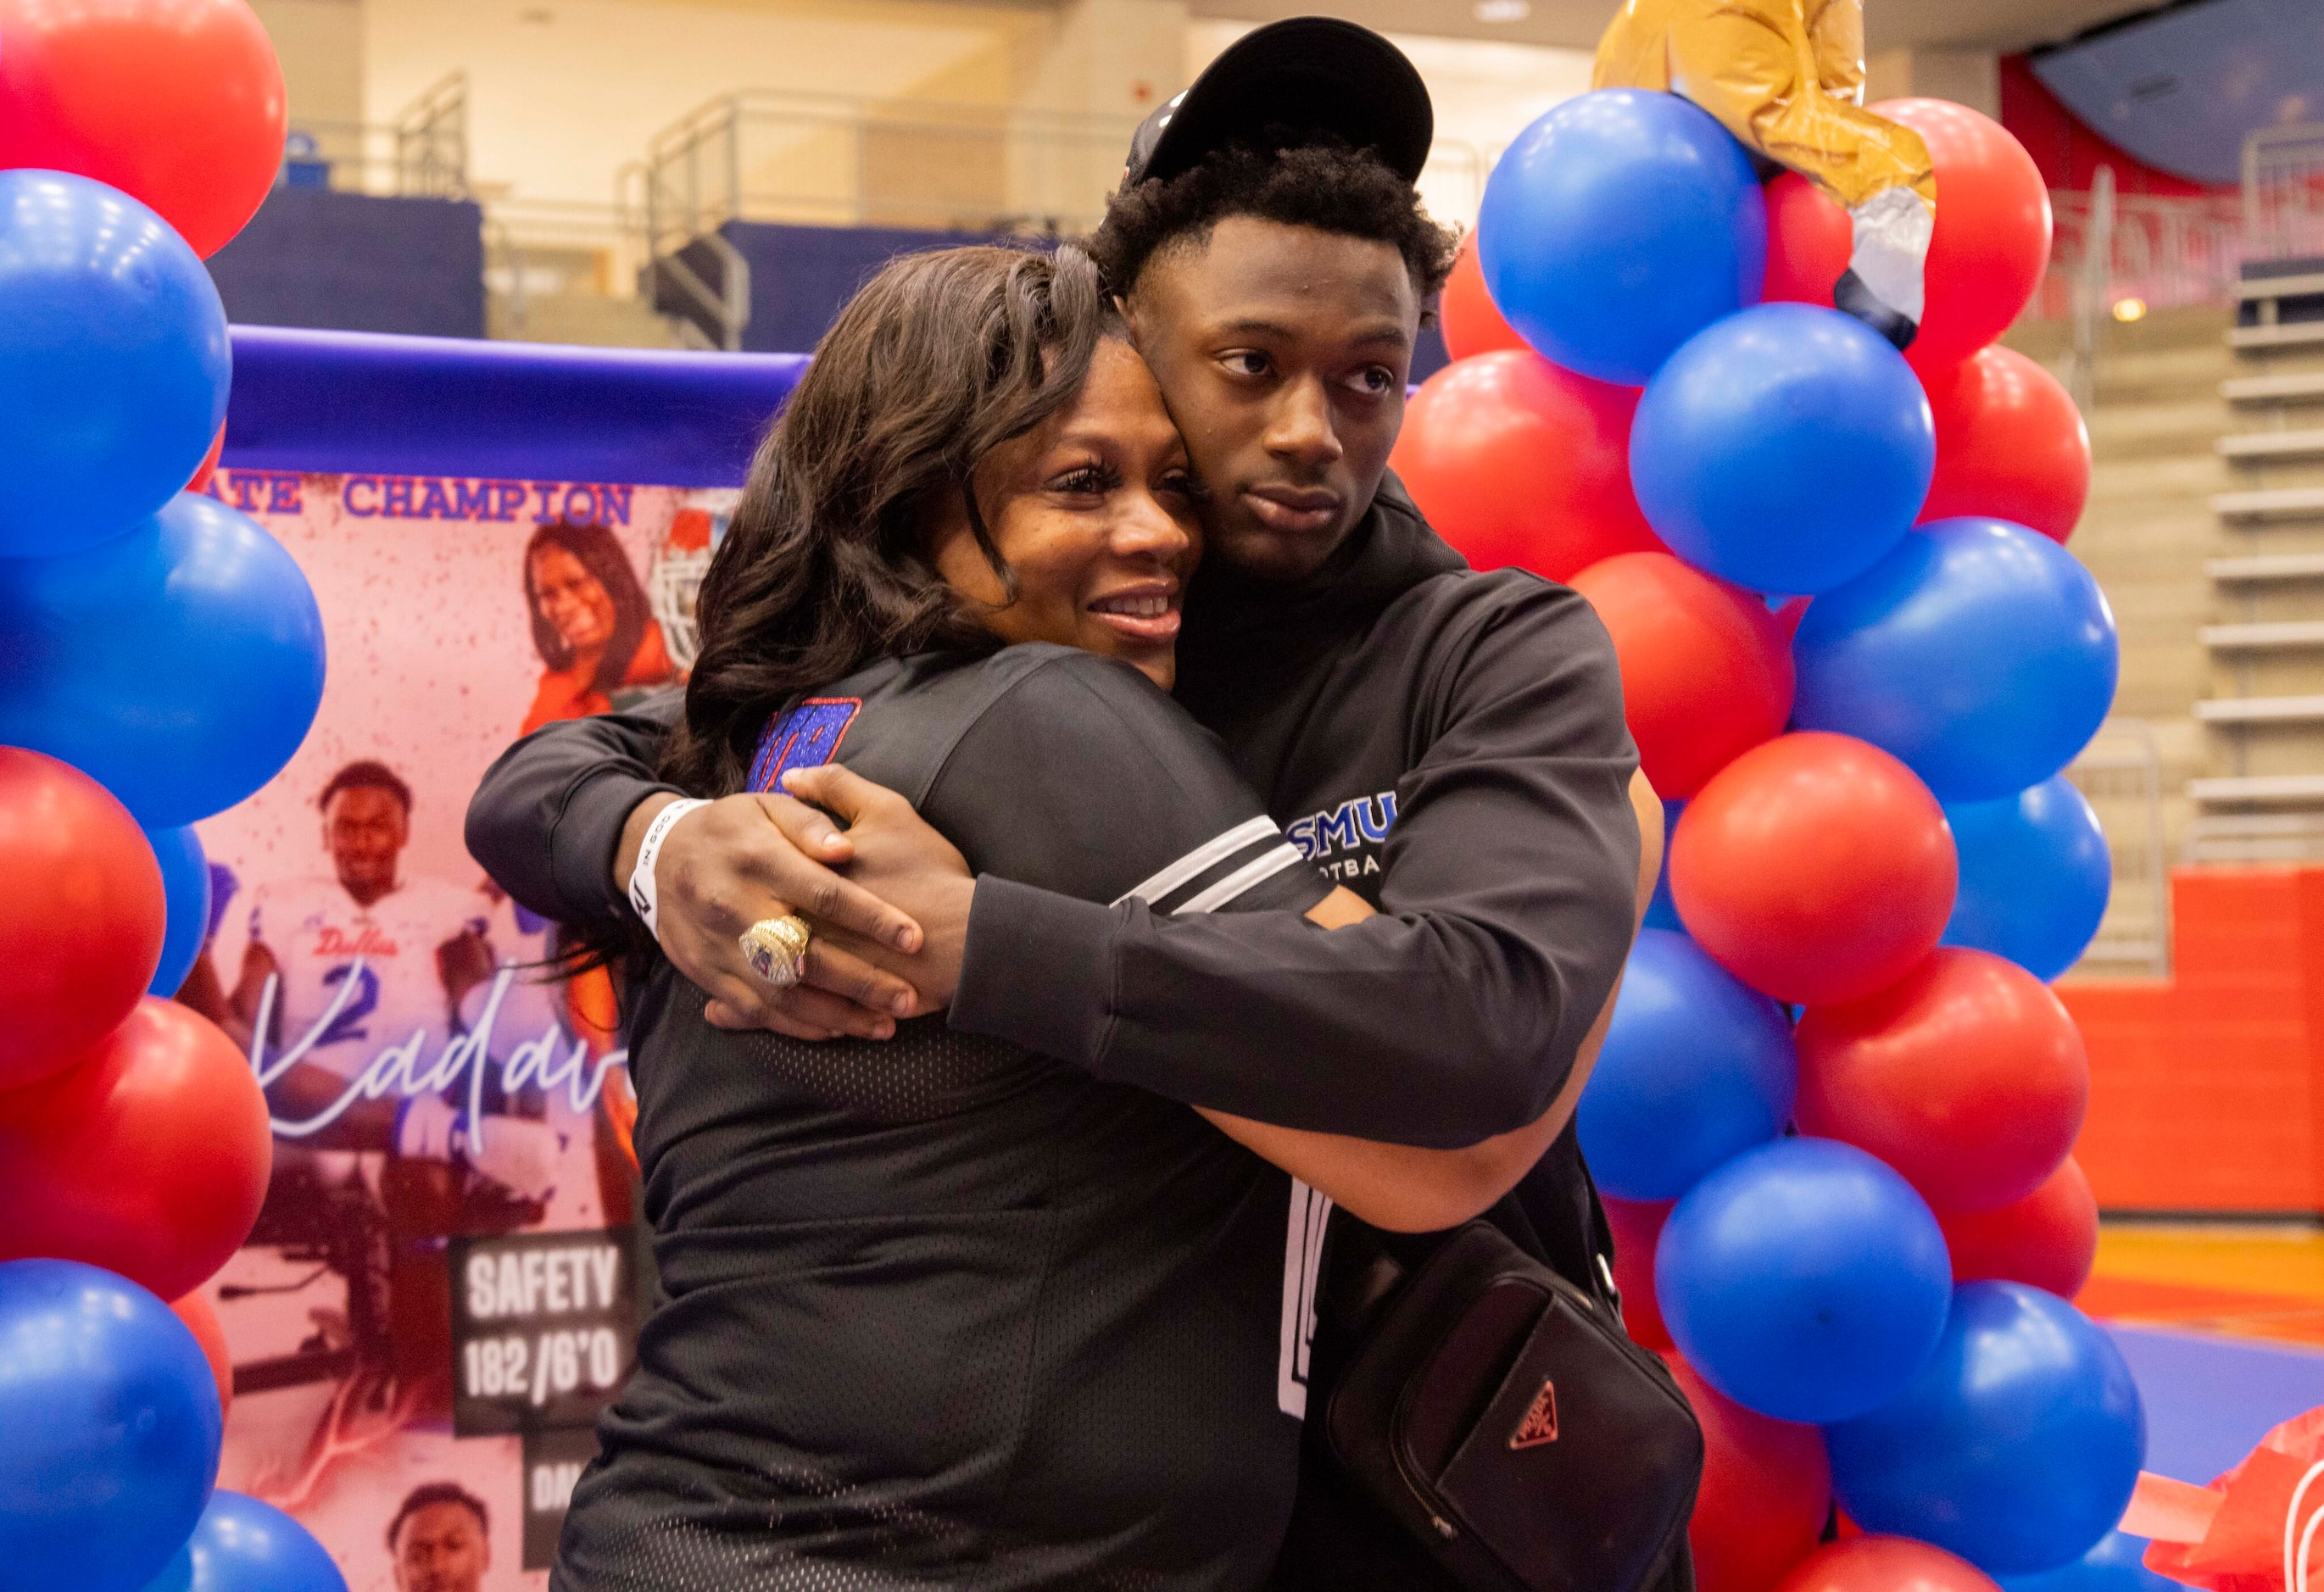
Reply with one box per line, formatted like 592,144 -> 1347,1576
627,797 -> 710,943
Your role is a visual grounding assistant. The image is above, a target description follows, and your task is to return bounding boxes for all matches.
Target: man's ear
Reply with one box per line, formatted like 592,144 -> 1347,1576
1116,291 -> 1147,349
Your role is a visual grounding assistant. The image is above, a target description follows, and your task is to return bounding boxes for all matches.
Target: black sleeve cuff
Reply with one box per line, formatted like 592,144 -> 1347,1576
547,768 -> 683,928
950,875 -> 1119,1071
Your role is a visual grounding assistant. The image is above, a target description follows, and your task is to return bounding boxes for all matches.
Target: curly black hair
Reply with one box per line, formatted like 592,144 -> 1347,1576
1089,136 -> 1457,306
319,758 -> 412,815
387,1479 -> 488,1549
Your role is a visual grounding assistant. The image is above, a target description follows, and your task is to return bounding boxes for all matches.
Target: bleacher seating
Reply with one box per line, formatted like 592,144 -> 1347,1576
206,187 -> 487,339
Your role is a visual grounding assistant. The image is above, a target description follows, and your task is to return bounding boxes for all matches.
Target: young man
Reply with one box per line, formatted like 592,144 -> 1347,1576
389,1481 -> 493,1592
469,19 -> 1660,1587
203,760 -> 492,1069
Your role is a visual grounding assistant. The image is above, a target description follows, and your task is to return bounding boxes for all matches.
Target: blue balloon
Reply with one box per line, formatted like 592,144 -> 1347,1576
0,1259 -> 223,1591
1828,1282 -> 2145,1576
1630,303 -> 1936,594
1792,517 -> 2121,801
0,170 -> 231,558
1644,798 -> 1685,932
1478,89 -> 1765,386
1943,777 -> 2111,982
137,1491 -> 348,1592
0,493 -> 326,827
1657,1138 -> 1953,1423
1578,929 -> 1797,1200
2000,1531 -> 2180,1592
147,826 -> 213,997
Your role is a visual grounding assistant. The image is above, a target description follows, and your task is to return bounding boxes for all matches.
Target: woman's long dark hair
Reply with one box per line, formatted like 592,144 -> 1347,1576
524,520 -> 651,695
659,243 -> 1119,800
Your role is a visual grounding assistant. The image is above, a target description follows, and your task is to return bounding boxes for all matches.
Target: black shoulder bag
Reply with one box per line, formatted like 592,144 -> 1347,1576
1321,1220 -> 1705,1592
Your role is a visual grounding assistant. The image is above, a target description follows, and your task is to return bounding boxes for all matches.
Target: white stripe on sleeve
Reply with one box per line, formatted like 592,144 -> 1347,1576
1171,843 -> 1306,916
1110,815 -> 1279,908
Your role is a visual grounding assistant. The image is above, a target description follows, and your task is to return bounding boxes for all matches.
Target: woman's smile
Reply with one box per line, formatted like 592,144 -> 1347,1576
1088,580 -> 1182,644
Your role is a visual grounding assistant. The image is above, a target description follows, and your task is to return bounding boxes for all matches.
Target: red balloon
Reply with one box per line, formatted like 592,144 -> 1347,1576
187,424 -> 226,496
1570,553 -> 1797,798
1392,351 -> 1665,581
1775,1535 -> 2002,1592
0,0 -> 287,259
1762,172 -> 1852,309
1441,230 -> 1529,360
171,1290 -> 234,1419
0,998 -> 272,1300
1919,346 -> 2090,542
1670,733 -> 1957,1005
0,747 -> 165,1088
1604,1195 -> 1675,1351
1870,99 -> 2052,376
1796,948 -> 2088,1212
1939,1155 -> 2099,1298
1665,1354 -> 1831,1592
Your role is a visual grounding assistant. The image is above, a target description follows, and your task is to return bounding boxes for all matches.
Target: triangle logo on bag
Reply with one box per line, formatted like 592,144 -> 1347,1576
1508,1378 -> 1559,1450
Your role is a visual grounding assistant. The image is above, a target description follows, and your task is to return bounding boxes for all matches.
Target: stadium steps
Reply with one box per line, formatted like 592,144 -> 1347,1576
2003,304 -> 2226,929
486,241 -> 694,349
2194,272 -> 2324,836
2200,620 -> 2324,649
490,289 -> 693,348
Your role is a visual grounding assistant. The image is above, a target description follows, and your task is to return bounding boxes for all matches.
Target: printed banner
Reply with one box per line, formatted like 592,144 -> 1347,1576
179,467 -> 734,1591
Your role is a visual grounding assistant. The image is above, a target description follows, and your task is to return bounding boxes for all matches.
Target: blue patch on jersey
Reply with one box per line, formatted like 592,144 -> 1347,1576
749,699 -> 861,793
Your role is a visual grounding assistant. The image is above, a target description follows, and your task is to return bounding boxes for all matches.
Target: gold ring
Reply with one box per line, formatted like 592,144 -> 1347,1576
738,915 -> 811,989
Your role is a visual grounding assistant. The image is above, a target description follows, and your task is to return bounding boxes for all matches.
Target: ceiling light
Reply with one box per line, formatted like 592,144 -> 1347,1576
1474,0 -> 1531,21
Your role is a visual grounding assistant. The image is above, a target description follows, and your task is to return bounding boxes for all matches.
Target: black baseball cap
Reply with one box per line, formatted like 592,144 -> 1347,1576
1122,17 -> 1434,190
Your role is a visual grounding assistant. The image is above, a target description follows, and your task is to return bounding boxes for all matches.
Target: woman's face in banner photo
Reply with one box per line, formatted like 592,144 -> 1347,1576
529,543 -> 619,661
928,336 -> 1201,692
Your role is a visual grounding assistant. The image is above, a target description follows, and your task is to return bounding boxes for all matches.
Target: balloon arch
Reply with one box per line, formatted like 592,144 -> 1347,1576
1409,88 -> 2137,1592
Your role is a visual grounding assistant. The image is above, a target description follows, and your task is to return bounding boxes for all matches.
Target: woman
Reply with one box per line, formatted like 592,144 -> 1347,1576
520,521 -> 679,736
548,245 -> 1636,1591
520,520 -> 683,1080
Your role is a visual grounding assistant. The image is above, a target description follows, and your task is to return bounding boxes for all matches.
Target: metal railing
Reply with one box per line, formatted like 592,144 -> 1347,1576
2038,177 -> 2245,324
277,72 -> 469,199
652,231 -> 750,352
396,73 -> 469,198
2065,719 -> 2171,977
486,196 -> 651,287
640,90 -> 1143,244
2059,167 -> 2115,415
2243,123 -> 2324,264
633,90 -> 1151,351
624,87 -> 1509,350
2031,122 -> 2324,327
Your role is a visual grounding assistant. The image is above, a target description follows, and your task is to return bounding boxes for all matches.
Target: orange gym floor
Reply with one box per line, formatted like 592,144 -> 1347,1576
2083,1223 -> 2324,1350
